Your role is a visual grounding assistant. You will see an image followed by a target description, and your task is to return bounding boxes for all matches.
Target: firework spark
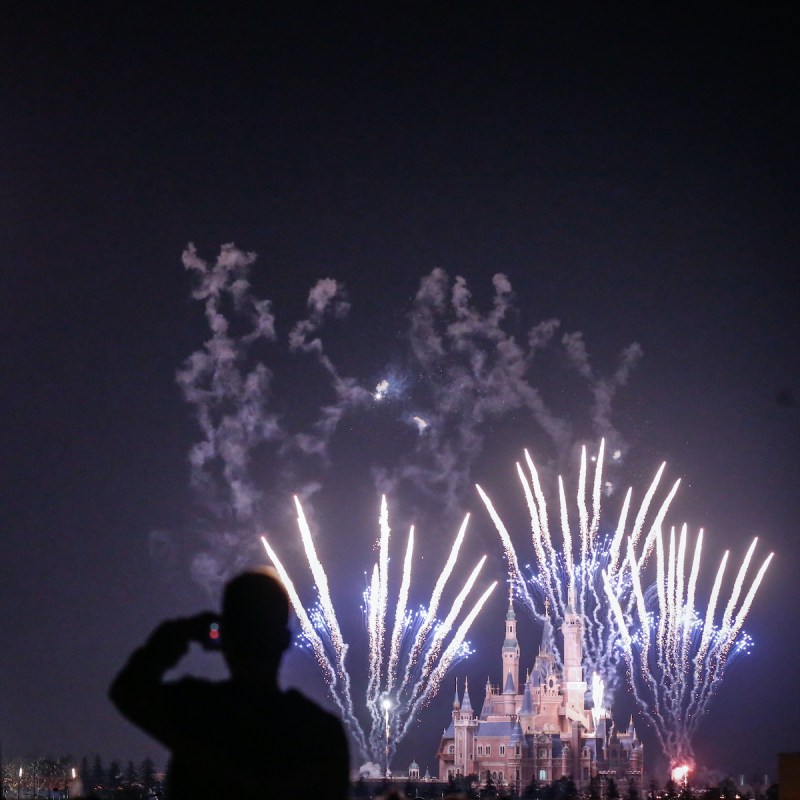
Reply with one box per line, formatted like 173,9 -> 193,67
603,528 -> 773,769
261,495 -> 497,767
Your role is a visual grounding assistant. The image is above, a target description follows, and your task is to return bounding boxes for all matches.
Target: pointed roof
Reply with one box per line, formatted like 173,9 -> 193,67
566,581 -> 577,614
503,670 -> 515,694
461,677 -> 473,712
503,595 -> 518,649
452,678 -> 460,710
539,596 -> 555,653
509,717 -> 524,745
540,616 -> 554,653
520,678 -> 534,715
506,586 -> 516,620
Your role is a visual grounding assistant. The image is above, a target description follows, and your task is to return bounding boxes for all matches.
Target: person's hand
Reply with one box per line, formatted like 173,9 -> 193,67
185,611 -> 223,651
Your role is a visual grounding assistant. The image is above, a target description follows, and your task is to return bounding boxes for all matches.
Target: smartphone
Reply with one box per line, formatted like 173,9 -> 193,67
204,618 -> 223,650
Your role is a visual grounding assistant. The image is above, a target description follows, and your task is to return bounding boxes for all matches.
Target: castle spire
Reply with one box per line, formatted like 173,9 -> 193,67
540,596 -> 554,654
461,677 -> 473,713
520,675 -> 534,715
502,585 -> 520,695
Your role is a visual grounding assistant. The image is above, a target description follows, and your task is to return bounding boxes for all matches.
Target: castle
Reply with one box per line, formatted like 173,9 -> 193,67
436,587 -> 643,792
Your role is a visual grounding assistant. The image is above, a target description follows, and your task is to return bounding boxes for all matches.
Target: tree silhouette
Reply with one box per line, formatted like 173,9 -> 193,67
125,761 -> 138,787
91,754 -> 105,791
523,777 -> 539,799
139,758 -> 156,792
107,760 -> 121,790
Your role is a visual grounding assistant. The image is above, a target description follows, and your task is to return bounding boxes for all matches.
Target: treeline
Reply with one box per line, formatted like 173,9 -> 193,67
1,755 -> 161,797
379,774 -> 780,800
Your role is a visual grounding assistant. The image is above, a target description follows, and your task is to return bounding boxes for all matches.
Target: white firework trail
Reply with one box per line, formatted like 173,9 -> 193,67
387,525 -> 415,694
262,495 -> 494,768
398,553 -> 491,729
590,672 -> 607,726
605,527 -> 773,769
396,513 -> 472,695
366,496 -> 392,725
260,536 -> 367,756
477,439 -> 681,699
475,485 -> 536,611
400,579 -> 498,739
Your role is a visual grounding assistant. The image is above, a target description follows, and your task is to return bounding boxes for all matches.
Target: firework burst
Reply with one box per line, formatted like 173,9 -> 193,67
476,439 -> 680,700
603,527 -> 772,769
262,495 -> 497,767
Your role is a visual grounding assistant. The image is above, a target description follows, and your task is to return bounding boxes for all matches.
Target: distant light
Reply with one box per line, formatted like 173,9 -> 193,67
613,449 -> 622,460
671,765 -> 690,783
382,698 -> 392,711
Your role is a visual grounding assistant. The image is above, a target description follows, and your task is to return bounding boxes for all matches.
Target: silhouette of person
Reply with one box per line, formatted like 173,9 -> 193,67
110,567 -> 350,800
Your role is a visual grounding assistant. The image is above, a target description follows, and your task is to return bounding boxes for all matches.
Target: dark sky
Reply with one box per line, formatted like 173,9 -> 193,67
1,5 -> 798,783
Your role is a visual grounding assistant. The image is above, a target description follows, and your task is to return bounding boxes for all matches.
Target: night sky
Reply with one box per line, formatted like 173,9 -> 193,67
2,5 -> 798,783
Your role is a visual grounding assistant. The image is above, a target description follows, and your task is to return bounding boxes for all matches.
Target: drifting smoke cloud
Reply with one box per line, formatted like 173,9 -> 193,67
175,244 -> 642,589
288,278 -> 372,458
375,268 -> 640,519
562,331 -> 643,465
177,243 -> 283,523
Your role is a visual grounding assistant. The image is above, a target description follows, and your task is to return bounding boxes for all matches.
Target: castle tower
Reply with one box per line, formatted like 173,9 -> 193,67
508,717 -> 525,794
560,582 -> 587,714
501,590 -> 520,696
453,678 -> 478,777
460,677 -> 474,720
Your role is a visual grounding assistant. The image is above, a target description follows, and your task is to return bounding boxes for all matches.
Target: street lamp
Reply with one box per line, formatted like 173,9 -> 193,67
382,698 -> 393,779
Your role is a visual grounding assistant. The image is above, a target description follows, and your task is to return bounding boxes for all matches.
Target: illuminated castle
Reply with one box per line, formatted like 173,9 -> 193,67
436,588 -> 643,792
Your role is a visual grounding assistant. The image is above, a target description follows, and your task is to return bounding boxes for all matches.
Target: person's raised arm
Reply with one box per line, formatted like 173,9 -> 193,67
109,612 -> 218,747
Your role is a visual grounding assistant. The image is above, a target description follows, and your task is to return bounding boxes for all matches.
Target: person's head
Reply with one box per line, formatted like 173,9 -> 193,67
221,567 -> 291,682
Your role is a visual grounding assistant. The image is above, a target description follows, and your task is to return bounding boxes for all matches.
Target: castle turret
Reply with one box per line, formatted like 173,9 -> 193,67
460,677 -> 473,719
520,671 -> 534,716
508,717 -> 525,794
540,595 -> 555,654
502,590 -> 520,695
560,582 -> 587,714
453,677 -> 478,778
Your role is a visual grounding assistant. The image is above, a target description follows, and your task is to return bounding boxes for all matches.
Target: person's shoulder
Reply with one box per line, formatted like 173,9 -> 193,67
283,689 -> 345,729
